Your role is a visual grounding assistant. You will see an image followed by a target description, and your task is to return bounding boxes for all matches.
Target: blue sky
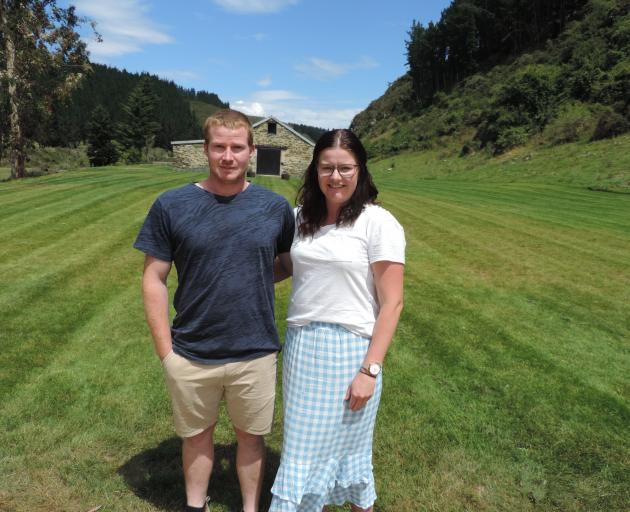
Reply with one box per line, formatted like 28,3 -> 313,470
68,0 -> 451,128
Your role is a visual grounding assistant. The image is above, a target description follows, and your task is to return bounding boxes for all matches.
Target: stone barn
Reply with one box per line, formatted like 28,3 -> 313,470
171,116 -> 315,177
250,116 -> 315,177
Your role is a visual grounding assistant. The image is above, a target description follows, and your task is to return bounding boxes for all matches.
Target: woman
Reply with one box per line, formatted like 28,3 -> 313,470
270,129 -> 405,512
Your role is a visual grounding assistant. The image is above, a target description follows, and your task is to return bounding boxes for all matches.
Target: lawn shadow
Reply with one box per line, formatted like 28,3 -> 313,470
119,437 -> 281,511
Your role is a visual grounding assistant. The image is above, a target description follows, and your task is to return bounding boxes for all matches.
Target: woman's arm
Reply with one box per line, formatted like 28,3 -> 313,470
345,260 -> 404,411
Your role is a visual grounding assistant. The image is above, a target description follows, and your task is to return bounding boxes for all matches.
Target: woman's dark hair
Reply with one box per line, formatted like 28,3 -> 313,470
296,129 -> 378,237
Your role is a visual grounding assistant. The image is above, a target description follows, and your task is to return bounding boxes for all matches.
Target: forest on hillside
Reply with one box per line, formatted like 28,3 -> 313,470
41,64 -> 227,150
352,0 -> 630,157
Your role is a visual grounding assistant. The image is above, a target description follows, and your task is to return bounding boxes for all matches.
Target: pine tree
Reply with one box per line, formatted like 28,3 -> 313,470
117,78 -> 161,163
87,105 -> 118,166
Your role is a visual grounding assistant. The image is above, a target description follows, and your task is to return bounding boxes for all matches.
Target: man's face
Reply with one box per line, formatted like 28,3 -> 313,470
204,125 -> 254,186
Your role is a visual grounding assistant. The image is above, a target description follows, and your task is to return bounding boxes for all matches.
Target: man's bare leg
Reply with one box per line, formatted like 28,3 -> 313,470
234,428 -> 265,512
182,424 -> 215,508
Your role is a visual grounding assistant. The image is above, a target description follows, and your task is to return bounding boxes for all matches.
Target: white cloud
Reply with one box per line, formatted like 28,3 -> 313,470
295,56 -> 379,81
233,100 -> 266,117
257,76 -> 272,87
232,89 -> 360,129
212,0 -> 298,14
280,107 -> 360,130
74,0 -> 172,59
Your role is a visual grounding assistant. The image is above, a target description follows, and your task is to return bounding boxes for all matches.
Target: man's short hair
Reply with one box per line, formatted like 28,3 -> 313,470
203,109 -> 254,146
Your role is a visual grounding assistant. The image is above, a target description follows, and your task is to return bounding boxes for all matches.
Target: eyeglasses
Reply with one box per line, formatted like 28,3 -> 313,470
317,164 -> 359,178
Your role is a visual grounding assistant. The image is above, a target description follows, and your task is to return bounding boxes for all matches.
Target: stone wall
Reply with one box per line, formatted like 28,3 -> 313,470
171,120 -> 314,176
172,141 -> 207,169
252,121 -> 314,177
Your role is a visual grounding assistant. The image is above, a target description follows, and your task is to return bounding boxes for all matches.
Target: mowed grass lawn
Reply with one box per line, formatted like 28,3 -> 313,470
0,161 -> 628,512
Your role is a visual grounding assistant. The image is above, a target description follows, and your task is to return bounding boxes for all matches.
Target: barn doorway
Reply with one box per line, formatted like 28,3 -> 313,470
256,147 -> 281,176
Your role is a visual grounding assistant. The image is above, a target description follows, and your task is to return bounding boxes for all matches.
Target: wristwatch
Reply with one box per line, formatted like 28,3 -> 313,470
360,362 -> 382,378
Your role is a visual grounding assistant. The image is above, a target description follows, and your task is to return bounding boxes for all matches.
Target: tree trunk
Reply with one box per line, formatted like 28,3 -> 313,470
1,2 -> 26,179
6,33 -> 26,178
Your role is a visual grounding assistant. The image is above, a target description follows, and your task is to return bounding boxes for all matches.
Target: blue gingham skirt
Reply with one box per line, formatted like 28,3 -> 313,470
269,322 -> 382,511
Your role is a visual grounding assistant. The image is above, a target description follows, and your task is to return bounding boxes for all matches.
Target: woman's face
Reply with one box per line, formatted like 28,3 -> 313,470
317,147 -> 359,211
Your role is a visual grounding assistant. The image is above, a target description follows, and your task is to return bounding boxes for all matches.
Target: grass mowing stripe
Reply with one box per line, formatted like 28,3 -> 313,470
396,214 -> 629,372
384,183 -> 630,234
0,169 -> 171,211
0,166 -> 204,223
0,184 -> 162,267
389,192 -> 630,278
0,178 -> 172,242
0,223 -> 145,397
400,263 -> 627,395
381,179 -> 630,220
383,183 -> 630,270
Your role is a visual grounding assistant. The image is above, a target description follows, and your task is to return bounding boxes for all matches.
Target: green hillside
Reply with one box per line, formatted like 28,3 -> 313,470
370,132 -> 630,193
189,100 -> 222,133
352,0 -> 630,159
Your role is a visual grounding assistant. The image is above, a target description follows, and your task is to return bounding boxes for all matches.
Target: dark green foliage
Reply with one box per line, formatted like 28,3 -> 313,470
86,105 -> 118,166
475,64 -> 563,153
117,79 -> 161,163
405,0 -> 589,105
288,123 -> 326,143
189,90 -> 228,107
542,102 -> 600,143
45,64 -> 218,149
498,65 -> 562,128
354,0 -> 630,158
591,109 -> 630,139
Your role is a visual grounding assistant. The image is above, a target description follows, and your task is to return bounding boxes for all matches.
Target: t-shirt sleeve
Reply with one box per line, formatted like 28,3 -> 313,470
276,199 -> 295,254
367,207 -> 406,264
133,197 -> 173,262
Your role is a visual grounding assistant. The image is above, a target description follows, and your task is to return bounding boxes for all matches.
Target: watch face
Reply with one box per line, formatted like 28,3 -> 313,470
369,363 -> 381,376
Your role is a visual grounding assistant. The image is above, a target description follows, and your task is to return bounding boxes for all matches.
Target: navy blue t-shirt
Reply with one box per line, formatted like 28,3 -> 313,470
134,182 -> 294,364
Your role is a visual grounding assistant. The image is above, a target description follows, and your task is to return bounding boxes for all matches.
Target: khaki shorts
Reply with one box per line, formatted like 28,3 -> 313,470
161,351 -> 277,438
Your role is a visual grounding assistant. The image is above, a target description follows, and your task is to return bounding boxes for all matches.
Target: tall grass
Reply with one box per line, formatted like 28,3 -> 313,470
0,155 -> 628,511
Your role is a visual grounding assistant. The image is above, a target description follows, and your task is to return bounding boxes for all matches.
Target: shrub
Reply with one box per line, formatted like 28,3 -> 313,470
498,64 -> 562,130
28,144 -> 89,171
543,102 -> 599,145
596,60 -> 630,107
494,126 -> 530,154
591,110 -> 630,140
475,108 -> 523,149
146,146 -> 171,163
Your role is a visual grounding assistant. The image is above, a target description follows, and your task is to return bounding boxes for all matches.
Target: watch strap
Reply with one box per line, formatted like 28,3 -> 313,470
359,366 -> 377,378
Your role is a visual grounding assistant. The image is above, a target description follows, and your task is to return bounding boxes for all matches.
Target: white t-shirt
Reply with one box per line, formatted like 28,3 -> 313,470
287,204 -> 406,338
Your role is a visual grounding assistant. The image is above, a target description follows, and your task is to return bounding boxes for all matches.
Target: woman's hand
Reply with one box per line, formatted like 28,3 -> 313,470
344,372 -> 377,411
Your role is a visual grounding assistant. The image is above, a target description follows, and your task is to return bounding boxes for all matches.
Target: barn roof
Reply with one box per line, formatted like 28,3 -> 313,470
171,116 -> 316,146
252,116 -> 315,146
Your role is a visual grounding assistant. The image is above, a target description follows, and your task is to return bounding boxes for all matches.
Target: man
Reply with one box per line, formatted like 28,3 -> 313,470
134,109 -> 294,512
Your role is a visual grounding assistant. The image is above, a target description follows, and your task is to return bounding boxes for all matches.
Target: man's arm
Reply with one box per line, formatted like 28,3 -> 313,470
142,254 -> 173,360
273,252 -> 293,283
